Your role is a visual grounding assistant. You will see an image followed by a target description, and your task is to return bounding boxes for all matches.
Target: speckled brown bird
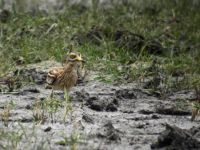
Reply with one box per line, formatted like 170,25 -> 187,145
46,52 -> 83,97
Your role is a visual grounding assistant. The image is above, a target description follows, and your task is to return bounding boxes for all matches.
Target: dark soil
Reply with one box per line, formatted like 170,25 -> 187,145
71,27 -> 166,55
151,124 -> 200,150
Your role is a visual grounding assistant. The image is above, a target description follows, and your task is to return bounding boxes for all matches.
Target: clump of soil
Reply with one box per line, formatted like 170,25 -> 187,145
14,68 -> 47,85
72,27 -> 166,55
71,26 -> 107,45
97,121 -> 121,143
144,39 -> 164,54
0,76 -> 22,92
143,77 -> 161,90
85,94 -> 119,112
116,88 -> 137,99
0,9 -> 11,23
82,113 -> 94,123
151,124 -> 200,150
156,103 -> 191,116
114,29 -> 145,53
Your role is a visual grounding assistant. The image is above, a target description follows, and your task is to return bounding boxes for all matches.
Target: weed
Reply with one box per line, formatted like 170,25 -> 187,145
0,128 -> 24,150
33,96 -> 63,123
190,75 -> 200,121
32,98 -> 46,124
56,128 -> 80,150
191,102 -> 200,121
0,101 -> 15,126
44,96 -> 62,123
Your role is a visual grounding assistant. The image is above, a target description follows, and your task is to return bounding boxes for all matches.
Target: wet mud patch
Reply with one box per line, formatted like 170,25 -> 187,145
0,62 -> 199,150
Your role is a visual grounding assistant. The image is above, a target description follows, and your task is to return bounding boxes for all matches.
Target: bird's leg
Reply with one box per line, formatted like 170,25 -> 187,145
50,89 -> 54,99
64,88 -> 69,100
63,88 -> 73,122
50,113 -> 54,123
63,88 -> 68,122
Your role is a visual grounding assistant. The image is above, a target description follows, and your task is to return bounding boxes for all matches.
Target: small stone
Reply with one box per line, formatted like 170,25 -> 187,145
25,104 -> 32,110
82,113 -> 94,123
44,126 -> 52,132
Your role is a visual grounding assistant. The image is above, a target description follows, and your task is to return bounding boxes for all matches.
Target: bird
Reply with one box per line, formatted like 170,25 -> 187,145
46,51 -> 84,98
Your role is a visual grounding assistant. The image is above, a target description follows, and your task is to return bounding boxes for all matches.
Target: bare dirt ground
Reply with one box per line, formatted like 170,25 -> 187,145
0,61 -> 200,150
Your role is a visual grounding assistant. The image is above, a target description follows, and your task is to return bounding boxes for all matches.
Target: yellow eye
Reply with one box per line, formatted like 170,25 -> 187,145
69,54 -> 76,59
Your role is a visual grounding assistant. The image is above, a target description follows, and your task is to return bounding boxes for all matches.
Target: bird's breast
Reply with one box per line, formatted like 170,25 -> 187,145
54,69 -> 78,90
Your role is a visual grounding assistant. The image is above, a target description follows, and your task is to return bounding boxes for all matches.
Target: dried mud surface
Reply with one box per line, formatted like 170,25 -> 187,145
0,61 -> 200,150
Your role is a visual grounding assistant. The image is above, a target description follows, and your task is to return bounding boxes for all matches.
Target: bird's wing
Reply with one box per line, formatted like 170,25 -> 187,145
46,67 -> 64,85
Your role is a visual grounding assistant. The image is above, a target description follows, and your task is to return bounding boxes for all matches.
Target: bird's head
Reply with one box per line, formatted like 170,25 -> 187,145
68,52 -> 83,62
62,47 -> 85,66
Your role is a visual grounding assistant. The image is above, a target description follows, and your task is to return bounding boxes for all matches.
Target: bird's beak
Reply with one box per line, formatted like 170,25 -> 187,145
76,56 -> 83,61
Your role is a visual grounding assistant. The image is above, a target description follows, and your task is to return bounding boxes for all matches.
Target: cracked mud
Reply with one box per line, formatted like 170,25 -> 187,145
0,61 -> 199,150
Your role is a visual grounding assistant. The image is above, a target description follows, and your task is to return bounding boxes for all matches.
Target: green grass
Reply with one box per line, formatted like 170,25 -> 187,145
0,128 -> 24,149
0,1 -> 200,90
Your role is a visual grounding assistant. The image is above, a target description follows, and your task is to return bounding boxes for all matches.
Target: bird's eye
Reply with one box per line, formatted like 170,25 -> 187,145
69,54 -> 76,59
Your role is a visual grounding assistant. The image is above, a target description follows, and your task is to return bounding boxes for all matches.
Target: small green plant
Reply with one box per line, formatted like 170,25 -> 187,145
0,101 -> 15,127
44,96 -> 62,123
32,99 -> 46,124
0,0 -> 5,9
191,102 -> 200,121
190,75 -> 200,121
56,129 -> 80,150
0,104 -> 11,127
33,96 -> 63,123
0,128 -> 24,150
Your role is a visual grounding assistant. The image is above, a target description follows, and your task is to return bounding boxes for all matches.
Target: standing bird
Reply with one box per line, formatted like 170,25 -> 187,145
46,52 -> 83,97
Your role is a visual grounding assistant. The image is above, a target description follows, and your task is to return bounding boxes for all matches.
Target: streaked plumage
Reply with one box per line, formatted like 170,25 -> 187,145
46,52 -> 83,94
